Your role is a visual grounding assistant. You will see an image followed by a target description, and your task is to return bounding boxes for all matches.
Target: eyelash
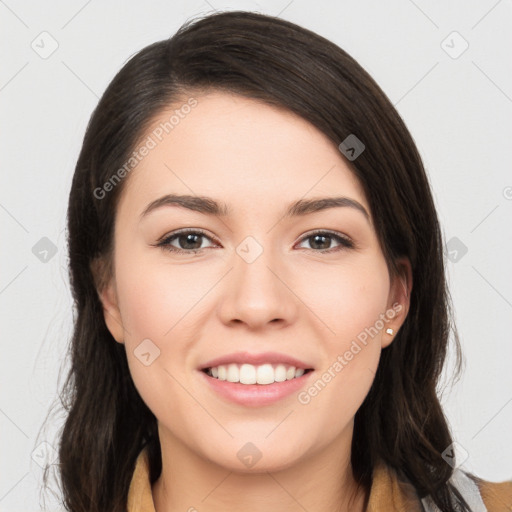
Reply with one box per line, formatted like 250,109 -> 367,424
154,228 -> 354,255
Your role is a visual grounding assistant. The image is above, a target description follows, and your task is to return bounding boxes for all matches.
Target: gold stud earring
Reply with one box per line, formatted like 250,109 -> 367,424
386,328 -> 394,335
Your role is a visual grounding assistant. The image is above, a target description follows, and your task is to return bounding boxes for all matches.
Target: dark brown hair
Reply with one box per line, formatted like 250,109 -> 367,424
41,10 -> 473,511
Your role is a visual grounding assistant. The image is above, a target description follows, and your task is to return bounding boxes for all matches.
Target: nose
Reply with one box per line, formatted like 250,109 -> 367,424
217,239 -> 299,330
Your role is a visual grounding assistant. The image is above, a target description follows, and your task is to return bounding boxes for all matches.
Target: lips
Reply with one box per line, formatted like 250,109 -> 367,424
199,351 -> 314,371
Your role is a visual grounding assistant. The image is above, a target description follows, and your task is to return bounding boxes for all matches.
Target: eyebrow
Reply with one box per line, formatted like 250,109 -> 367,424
139,194 -> 370,222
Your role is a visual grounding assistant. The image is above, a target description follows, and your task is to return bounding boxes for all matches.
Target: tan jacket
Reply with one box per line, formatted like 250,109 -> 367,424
127,448 -> 512,511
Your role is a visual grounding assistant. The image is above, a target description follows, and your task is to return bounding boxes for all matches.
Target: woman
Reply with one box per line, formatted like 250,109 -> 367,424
50,10 -> 511,512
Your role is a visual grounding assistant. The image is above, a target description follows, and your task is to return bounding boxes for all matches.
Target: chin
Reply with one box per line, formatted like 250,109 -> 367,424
204,438 -> 307,474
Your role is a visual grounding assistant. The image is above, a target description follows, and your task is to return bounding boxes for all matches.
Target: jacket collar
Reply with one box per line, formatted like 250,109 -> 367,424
127,448 -> 425,512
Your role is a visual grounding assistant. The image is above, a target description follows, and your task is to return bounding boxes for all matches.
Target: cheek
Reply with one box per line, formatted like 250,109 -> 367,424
113,249 -> 215,416
294,256 -> 389,426
114,247 -> 211,341
299,255 -> 391,342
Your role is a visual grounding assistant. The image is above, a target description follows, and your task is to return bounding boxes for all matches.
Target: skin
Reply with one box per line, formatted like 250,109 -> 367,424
98,91 -> 412,512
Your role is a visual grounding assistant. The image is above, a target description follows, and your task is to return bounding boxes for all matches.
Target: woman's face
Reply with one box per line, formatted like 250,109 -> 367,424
100,90 -> 410,472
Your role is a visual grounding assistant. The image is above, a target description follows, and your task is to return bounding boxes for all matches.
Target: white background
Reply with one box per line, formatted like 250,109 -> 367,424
1,1 -> 511,510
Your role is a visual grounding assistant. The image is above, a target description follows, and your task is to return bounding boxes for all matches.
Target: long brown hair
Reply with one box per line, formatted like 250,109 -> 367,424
41,10 -> 473,511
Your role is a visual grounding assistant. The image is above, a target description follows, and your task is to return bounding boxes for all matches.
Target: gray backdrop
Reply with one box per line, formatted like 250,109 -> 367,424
1,1 -> 511,510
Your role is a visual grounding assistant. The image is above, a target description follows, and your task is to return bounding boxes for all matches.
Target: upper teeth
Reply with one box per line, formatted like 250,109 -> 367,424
206,363 -> 306,385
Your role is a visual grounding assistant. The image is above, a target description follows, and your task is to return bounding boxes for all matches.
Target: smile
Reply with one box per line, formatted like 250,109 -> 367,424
199,366 -> 314,407
203,363 -> 313,385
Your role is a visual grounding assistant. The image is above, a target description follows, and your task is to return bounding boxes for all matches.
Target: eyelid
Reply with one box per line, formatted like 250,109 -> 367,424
298,228 -> 352,243
156,227 -> 217,245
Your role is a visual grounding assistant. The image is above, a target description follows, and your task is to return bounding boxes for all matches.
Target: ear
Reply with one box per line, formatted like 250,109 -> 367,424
381,257 -> 413,349
90,257 -> 125,344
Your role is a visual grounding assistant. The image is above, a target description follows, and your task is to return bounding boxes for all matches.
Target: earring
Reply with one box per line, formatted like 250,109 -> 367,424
385,328 -> 394,335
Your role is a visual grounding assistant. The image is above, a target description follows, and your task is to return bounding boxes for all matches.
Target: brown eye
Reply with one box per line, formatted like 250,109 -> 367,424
156,229 -> 217,254
155,229 -> 354,256
297,231 -> 354,253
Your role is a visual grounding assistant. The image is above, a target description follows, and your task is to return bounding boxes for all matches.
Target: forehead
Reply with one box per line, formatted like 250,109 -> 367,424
118,91 -> 369,221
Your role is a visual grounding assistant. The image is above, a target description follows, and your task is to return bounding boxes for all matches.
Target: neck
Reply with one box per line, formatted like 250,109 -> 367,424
151,423 -> 368,512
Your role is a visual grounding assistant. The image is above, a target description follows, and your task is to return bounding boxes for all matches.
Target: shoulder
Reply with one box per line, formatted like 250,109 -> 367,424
369,460 -> 512,512
422,468 -> 512,512
470,473 -> 512,511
